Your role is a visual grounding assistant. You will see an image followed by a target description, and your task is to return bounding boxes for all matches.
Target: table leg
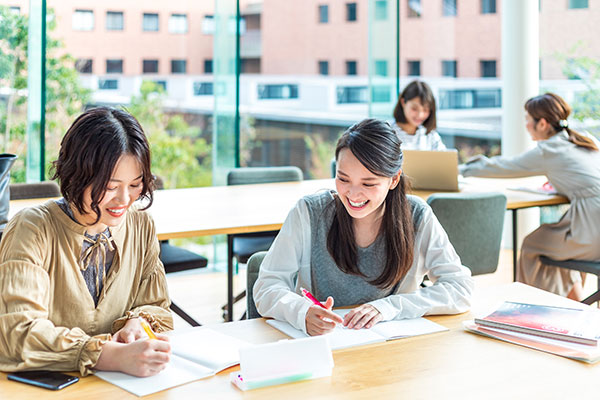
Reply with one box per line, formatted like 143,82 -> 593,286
512,209 -> 517,282
227,234 -> 234,322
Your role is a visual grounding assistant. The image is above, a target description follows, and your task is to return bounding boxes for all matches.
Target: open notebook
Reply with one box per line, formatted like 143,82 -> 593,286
95,327 -> 249,397
267,309 -> 448,350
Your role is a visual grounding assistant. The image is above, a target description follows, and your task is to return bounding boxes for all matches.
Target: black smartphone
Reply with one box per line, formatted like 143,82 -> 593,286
7,370 -> 79,390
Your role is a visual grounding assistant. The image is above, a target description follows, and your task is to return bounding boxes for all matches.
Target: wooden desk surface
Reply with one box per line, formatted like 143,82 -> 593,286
0,283 -> 595,399
8,176 -> 568,241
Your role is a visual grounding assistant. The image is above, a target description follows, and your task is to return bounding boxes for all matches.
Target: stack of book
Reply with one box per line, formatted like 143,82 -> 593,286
464,301 -> 600,363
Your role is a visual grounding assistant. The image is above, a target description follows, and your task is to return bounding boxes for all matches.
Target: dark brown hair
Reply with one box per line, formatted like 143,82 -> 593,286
393,80 -> 437,134
525,92 -> 598,151
51,107 -> 154,224
328,118 -> 414,289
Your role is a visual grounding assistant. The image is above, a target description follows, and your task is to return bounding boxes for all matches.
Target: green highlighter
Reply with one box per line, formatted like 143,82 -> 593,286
231,371 -> 314,391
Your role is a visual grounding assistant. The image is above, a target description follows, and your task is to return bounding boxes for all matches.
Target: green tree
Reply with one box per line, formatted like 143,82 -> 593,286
0,6 -> 91,182
128,81 -> 211,188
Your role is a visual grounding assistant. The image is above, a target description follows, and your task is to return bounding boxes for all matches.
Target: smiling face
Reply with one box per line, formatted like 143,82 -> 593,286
401,97 -> 431,131
335,148 -> 400,223
72,154 -> 144,235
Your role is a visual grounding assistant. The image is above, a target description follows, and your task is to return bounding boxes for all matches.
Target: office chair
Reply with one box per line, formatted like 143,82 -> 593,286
539,256 -> 600,305
246,251 -> 267,320
154,176 -> 208,326
427,192 -> 507,275
223,166 -> 303,321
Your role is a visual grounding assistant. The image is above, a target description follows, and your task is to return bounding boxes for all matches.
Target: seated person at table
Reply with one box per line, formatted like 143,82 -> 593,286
391,80 -> 447,151
460,93 -> 600,301
254,119 -> 473,336
0,107 -> 173,377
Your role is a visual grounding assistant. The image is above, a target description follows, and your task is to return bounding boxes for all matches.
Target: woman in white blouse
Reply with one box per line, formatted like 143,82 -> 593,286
391,80 -> 446,151
254,119 -> 473,336
460,93 -> 600,300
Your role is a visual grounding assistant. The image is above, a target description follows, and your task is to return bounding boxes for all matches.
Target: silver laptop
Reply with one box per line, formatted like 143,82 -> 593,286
402,149 -> 459,191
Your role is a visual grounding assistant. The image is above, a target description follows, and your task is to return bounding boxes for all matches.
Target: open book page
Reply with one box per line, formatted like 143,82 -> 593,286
332,309 -> 448,339
169,327 -> 250,372
95,355 -> 214,397
265,319 -> 384,350
463,320 -> 600,364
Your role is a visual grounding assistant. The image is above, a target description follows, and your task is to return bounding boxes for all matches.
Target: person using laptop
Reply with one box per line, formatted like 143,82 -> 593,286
460,93 -> 600,301
391,80 -> 447,151
254,119 -> 473,336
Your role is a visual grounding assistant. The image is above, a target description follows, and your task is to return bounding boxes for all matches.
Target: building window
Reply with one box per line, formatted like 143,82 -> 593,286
106,11 -> 123,31
204,59 -> 213,74
481,0 -> 496,14
443,0 -> 457,16
372,85 -> 391,103
143,59 -> 159,74
99,79 -> 118,90
408,0 -> 421,17
143,13 -> 159,31
346,3 -> 357,21
374,0 -> 388,20
169,13 -> 188,34
171,59 -> 187,74
9,6 -> 20,14
72,10 -> 94,31
346,60 -> 357,76
106,59 -> 123,73
480,60 -> 497,78
257,84 -> 299,100
193,82 -> 214,96
374,60 -> 388,77
202,15 -> 215,34
318,5 -> 329,23
154,81 -> 167,91
75,59 -> 93,74
568,0 -> 588,9
439,89 -> 501,109
337,86 -> 368,104
442,60 -> 457,77
318,61 -> 329,76
408,60 -> 421,76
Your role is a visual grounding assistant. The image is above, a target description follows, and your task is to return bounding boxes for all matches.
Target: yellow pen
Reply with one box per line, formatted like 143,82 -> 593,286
141,320 -> 157,340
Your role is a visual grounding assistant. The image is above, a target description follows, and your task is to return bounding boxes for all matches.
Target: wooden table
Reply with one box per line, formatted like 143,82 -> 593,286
0,282 -> 595,399
8,176 -> 568,323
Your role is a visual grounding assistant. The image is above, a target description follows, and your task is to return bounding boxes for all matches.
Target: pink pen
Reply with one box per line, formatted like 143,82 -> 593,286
300,287 -> 327,309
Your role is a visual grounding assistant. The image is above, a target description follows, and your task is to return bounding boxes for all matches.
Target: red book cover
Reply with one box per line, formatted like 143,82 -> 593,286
474,302 -> 600,346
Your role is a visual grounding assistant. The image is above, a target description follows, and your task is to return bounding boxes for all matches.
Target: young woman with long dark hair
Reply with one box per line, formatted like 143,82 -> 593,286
254,119 -> 472,336
0,107 -> 172,377
460,92 -> 600,301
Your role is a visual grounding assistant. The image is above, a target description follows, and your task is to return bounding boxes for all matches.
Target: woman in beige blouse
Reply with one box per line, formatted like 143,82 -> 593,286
0,107 -> 173,377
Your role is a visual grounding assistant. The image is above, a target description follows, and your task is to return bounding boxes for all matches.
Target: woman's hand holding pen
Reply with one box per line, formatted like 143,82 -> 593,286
343,304 -> 382,329
305,296 -> 344,336
113,317 -> 151,343
96,320 -> 171,377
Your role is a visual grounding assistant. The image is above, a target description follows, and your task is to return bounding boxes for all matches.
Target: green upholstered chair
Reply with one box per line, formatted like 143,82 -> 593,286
224,166 -> 303,320
246,251 -> 267,320
426,192 -> 507,275
539,257 -> 600,305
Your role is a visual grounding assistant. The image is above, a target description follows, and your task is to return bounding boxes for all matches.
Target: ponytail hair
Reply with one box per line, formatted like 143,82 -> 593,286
327,118 -> 414,289
525,92 -> 598,151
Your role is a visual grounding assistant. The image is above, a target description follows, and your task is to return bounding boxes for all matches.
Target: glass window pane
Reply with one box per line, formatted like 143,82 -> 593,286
106,11 -> 124,31
318,60 -> 329,75
375,0 -> 388,20
171,59 -> 187,74
72,9 -> 94,31
408,0 -> 421,18
204,59 -> 213,73
75,58 -> 93,73
442,60 -> 457,77
481,0 -> 497,14
318,5 -> 328,23
408,60 -> 421,76
346,60 -> 358,75
143,13 -> 159,31
374,60 -> 388,77
143,59 -> 159,73
169,13 -> 188,34
443,0 -> 457,16
106,59 -> 123,73
480,60 -> 497,78
568,0 -> 588,9
346,3 -> 357,21
98,78 -> 119,90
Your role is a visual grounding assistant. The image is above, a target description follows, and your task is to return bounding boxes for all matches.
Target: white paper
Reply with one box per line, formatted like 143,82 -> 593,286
266,310 -> 447,350
95,327 -> 250,396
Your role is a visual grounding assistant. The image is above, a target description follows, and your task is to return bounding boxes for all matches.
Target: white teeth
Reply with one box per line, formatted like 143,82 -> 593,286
349,199 -> 368,207
108,208 -> 125,214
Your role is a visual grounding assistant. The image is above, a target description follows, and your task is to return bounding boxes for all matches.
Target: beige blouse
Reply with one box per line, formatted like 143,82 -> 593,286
0,200 -> 173,375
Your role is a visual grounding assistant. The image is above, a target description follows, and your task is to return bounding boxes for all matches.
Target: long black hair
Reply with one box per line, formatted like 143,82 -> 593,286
393,80 -> 437,134
327,118 -> 414,289
51,107 -> 154,224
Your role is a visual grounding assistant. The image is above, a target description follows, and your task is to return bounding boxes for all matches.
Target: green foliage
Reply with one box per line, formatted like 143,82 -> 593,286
555,43 -> 600,124
128,81 -> 211,188
0,6 -> 91,182
304,135 -> 337,179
